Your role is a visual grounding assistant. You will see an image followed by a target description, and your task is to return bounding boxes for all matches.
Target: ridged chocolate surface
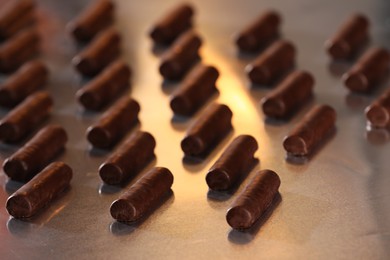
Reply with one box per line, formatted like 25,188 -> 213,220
0,91 -> 53,143
181,103 -> 233,156
235,10 -> 281,52
2,125 -> 68,182
0,60 -> 48,108
170,64 -> 219,116
206,135 -> 258,191
0,0 -> 35,40
246,40 -> 296,85
86,96 -> 140,149
110,167 -> 174,222
99,131 -> 156,185
342,47 -> 390,93
365,88 -> 390,128
159,30 -> 202,80
6,162 -> 72,219
67,0 -> 114,42
149,3 -> 194,45
226,169 -> 280,230
261,70 -> 314,119
283,104 -> 337,156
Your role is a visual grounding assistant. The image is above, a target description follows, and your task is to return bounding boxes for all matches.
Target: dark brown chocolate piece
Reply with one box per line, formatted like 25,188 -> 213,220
99,131 -> 156,185
342,47 -> 390,93
72,27 -> 121,77
0,91 -> 53,143
235,10 -> 281,52
67,0 -> 114,42
181,103 -> 233,157
3,125 -> 68,182
149,3 -> 194,45
206,135 -> 258,191
0,0 -> 35,40
0,28 -> 40,73
283,104 -> 336,156
325,14 -> 369,60
76,60 -> 130,110
261,70 -> 314,119
226,169 -> 280,230
0,60 -> 48,108
110,167 -> 174,222
6,162 -> 72,219
246,40 -> 296,85
365,88 -> 390,128
86,96 -> 140,149
170,64 -> 219,116
159,30 -> 202,80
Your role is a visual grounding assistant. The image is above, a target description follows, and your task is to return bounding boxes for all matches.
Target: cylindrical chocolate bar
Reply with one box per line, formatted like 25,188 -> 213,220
365,88 -> 390,128
261,70 -> 314,119
159,30 -> 202,80
206,135 -> 258,191
181,103 -> 233,156
3,125 -> 68,182
342,47 -> 390,93
0,91 -> 53,143
72,27 -> 121,77
0,60 -> 48,108
0,0 -> 35,40
110,167 -> 174,222
226,169 -> 280,230
99,131 -> 156,185
246,40 -> 296,85
76,60 -> 131,111
283,104 -> 336,156
67,0 -> 114,42
170,64 -> 219,116
87,96 -> 140,149
235,10 -> 281,52
0,28 -> 40,73
325,14 -> 369,60
149,3 -> 194,45
6,162 -> 72,219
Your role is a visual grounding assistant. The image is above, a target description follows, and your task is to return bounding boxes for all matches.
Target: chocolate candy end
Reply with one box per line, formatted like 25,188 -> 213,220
3,158 -> 28,181
0,88 -> 14,107
110,199 -> 137,222
170,96 -> 191,116
6,195 -> 33,218
326,40 -> 350,60
246,64 -> 269,85
181,135 -> 204,156
226,206 -> 253,230
206,168 -> 231,191
365,104 -> 389,128
160,61 -> 180,80
0,122 -> 19,142
87,126 -> 111,149
261,98 -> 285,118
99,163 -> 124,185
73,56 -> 96,77
283,135 -> 308,156
78,91 -> 99,111
236,34 -> 258,52
343,71 -> 369,93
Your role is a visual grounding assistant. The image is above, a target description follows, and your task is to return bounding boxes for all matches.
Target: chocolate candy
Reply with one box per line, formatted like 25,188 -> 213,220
170,64 -> 219,116
342,47 -> 390,93
110,167 -> 174,222
226,169 -> 280,230
99,131 -> 156,185
235,10 -> 281,52
6,162 -> 72,219
206,135 -> 258,191
283,104 -> 336,156
3,125 -> 68,182
76,60 -> 130,110
325,14 -> 369,60
0,0 -> 35,40
159,30 -> 202,80
87,96 -> 140,149
67,0 -> 114,42
261,71 -> 314,119
181,103 -> 233,157
0,91 -> 53,143
365,88 -> 390,128
246,40 -> 296,85
72,27 -> 121,77
0,60 -> 48,108
0,28 -> 40,73
149,3 -> 194,45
